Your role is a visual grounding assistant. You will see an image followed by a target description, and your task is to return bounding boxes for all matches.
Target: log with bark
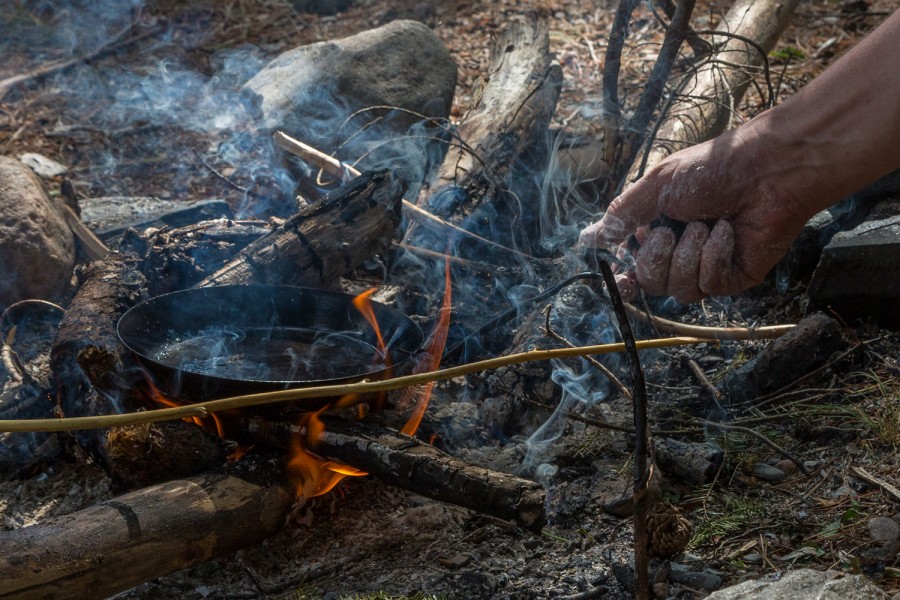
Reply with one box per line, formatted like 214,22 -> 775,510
242,417 -> 547,531
0,455 -> 292,600
197,170 -> 404,288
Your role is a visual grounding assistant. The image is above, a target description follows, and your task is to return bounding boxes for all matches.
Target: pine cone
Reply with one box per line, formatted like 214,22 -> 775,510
647,502 -> 693,559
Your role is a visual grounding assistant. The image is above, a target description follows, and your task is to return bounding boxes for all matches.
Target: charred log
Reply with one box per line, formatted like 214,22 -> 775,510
197,170 -> 404,288
243,417 -> 547,531
49,252 -> 225,486
141,219 -> 271,296
0,455 -> 292,600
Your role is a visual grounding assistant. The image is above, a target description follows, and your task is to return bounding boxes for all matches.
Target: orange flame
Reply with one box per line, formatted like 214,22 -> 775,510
351,287 -> 391,411
401,257 -> 452,436
142,376 -> 225,438
287,403 -> 367,499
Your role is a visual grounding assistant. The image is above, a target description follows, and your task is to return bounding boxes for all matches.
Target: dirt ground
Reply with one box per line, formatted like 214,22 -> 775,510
1,1 -> 898,598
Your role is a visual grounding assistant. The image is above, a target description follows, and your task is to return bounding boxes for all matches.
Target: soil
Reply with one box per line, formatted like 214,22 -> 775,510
1,1 -> 898,599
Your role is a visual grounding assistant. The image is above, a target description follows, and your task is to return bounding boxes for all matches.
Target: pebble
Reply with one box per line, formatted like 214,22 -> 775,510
753,463 -> 786,482
869,516 -> 900,544
669,563 -> 723,591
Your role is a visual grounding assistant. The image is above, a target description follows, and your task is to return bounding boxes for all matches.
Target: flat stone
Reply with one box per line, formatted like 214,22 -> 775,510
0,156 -> 75,306
705,569 -> 888,600
808,214 -> 900,328
243,19 -> 456,144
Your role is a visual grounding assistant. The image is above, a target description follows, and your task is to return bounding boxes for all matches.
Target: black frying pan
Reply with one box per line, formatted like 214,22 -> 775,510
117,285 -> 424,402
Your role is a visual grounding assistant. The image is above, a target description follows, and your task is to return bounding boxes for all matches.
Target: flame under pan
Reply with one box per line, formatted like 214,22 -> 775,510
117,285 -> 424,402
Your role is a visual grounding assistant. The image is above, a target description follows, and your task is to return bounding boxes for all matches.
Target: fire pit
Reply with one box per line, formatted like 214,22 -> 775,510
117,285 -> 424,401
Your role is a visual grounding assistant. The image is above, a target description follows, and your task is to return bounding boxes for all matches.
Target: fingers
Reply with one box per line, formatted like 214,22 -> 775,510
630,220 -> 741,301
666,221 -> 710,302
699,219 -> 742,295
579,176 -> 663,247
635,227 -> 676,295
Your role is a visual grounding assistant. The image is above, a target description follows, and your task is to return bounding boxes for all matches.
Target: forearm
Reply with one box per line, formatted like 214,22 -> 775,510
744,9 -> 900,215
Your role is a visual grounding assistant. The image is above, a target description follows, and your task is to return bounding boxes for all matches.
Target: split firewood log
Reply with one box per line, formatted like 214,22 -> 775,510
197,170 -> 404,288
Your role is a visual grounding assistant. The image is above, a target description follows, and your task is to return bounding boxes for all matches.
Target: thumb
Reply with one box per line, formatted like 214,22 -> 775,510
579,175 -> 663,247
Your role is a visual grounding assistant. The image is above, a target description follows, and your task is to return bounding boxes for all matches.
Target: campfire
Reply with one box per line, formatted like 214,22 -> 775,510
2,2 -> 898,599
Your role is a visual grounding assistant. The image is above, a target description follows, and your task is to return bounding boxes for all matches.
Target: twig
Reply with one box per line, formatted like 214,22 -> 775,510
272,131 -> 540,262
685,357 -> 726,416
702,420 -> 808,475
0,26 -> 157,100
602,0 -> 642,167
611,0 -> 697,197
849,466 -> 900,503
543,304 -> 633,402
595,254 -> 651,600
625,302 -> 794,340
0,335 -> 711,433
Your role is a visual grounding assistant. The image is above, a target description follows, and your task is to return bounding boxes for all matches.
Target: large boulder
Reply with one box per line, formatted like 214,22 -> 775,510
243,19 -> 457,142
0,157 -> 75,306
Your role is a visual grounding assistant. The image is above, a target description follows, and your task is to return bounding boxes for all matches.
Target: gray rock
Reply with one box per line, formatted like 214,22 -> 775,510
808,214 -> 900,328
753,463 -> 786,482
869,516 -> 900,543
243,19 -> 456,137
705,569 -> 888,599
668,562 -> 722,591
0,156 -> 75,306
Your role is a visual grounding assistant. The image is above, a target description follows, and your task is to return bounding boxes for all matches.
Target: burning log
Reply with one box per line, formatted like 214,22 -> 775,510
244,418 -> 547,531
0,455 -> 292,600
49,251 -> 226,486
196,170 -> 404,288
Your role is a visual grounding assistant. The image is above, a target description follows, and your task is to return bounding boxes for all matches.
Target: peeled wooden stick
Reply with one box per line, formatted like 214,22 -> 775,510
624,303 -> 794,340
0,336 -> 712,433
273,131 -> 532,259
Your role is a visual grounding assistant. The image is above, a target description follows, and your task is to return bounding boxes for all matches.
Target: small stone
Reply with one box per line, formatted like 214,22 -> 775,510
668,563 -> 722,592
869,516 -> 900,544
753,463 -> 786,482
18,152 -> 68,177
437,553 -> 471,569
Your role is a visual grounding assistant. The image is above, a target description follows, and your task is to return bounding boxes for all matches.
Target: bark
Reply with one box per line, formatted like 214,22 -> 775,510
49,252 -> 226,486
0,456 -> 292,600
625,0 -> 800,185
197,170 -> 403,288
404,19 -> 562,256
242,417 -> 547,531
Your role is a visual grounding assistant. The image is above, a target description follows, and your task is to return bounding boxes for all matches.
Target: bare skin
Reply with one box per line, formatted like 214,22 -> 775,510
580,9 -> 900,302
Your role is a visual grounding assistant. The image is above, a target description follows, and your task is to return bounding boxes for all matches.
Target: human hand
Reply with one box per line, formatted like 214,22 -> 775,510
579,130 -> 816,302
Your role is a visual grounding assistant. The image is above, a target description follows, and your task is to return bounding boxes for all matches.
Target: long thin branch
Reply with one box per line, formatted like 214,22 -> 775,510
611,0 -> 697,197
602,0 -> 642,167
596,255 -> 651,600
0,336 -> 711,433
624,302 -> 794,340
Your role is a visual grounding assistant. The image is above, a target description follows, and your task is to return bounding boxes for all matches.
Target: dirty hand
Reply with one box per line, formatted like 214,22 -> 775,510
579,130 -> 814,302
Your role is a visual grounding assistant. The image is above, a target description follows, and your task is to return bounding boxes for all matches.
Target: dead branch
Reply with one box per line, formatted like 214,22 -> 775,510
849,466 -> 900,504
625,302 -> 795,340
625,0 -> 801,185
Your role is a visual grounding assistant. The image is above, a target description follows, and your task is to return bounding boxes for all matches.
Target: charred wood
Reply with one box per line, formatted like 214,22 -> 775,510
197,170 -> 403,288
49,252 -> 225,486
243,417 -> 547,531
0,455 -> 292,600
141,219 -> 271,295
